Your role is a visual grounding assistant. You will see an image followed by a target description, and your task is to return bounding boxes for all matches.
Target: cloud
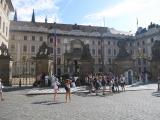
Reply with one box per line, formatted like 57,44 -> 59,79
11,0 -> 61,23
82,0 -> 160,32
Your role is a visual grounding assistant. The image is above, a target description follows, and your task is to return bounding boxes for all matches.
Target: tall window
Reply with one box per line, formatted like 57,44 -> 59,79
138,58 -> 141,65
3,22 -> 5,33
108,49 -> 111,55
114,49 -> 116,56
143,48 -> 145,54
6,26 -> 8,36
11,35 -> 15,40
98,41 -> 101,45
39,36 -> 43,41
92,49 -> 95,55
11,44 -> 15,51
31,46 -> 35,53
50,38 -> 53,43
57,58 -> 61,65
151,38 -> 154,43
23,45 -> 27,52
142,41 -> 145,45
108,41 -> 110,45
24,36 -> 27,40
0,16 -> 1,29
92,41 -> 95,45
32,36 -> 35,41
57,48 -> 61,54
98,49 -> 101,55
108,58 -> 111,64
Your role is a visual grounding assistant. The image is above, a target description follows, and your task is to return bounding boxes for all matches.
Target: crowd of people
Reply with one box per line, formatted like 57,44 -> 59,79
85,73 -> 126,95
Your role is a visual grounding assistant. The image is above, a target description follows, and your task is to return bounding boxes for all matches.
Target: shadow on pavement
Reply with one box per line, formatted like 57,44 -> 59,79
73,91 -> 116,97
3,86 -> 34,92
152,91 -> 160,97
32,100 -> 65,105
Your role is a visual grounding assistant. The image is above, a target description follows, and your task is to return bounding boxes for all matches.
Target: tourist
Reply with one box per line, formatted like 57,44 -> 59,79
0,78 -> 4,101
101,76 -> 107,95
120,75 -> 125,91
45,73 -> 49,87
64,78 -> 72,103
51,74 -> 60,102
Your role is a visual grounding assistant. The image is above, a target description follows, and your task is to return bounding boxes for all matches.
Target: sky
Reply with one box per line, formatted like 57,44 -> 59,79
11,0 -> 160,34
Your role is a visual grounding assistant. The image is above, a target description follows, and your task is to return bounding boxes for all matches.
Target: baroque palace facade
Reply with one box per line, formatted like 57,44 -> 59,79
8,11 -> 160,79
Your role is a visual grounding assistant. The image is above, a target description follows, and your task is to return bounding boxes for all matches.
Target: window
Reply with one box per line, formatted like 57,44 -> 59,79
40,36 -> 43,41
142,41 -> 145,45
151,38 -> 154,43
23,45 -> 27,52
3,22 -> 5,33
50,38 -> 53,43
137,42 -> 139,46
138,59 -> 141,65
92,49 -> 95,55
98,49 -> 101,55
143,48 -> 145,54
114,49 -> 116,56
92,41 -> 95,45
98,41 -> 101,45
108,58 -> 111,64
130,42 -> 132,47
6,26 -> 8,36
11,44 -> 15,51
143,59 -> 147,65
108,41 -> 110,45
31,46 -> 35,53
0,16 -> 1,29
108,49 -> 111,55
98,58 -> 101,63
57,48 -> 61,54
11,35 -> 15,40
57,58 -> 61,65
57,39 -> 61,44
32,36 -> 35,41
24,36 -> 27,40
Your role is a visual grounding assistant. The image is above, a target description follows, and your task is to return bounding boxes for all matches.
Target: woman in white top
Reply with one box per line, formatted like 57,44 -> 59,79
0,78 -> 4,101
51,75 -> 60,102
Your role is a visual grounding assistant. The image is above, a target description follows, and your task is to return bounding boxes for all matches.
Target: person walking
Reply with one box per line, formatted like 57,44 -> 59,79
64,79 -> 72,103
0,78 -> 4,101
101,76 -> 106,95
51,75 -> 60,102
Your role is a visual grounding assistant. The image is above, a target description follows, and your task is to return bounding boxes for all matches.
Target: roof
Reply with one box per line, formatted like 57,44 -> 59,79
6,0 -> 14,11
10,21 -> 132,39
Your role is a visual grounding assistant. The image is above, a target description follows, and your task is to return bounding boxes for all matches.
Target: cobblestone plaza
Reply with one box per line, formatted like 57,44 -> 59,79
0,89 -> 160,120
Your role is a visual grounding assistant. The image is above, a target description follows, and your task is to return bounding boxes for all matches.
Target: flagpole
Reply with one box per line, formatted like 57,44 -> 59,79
54,28 -> 57,75
136,18 -> 138,29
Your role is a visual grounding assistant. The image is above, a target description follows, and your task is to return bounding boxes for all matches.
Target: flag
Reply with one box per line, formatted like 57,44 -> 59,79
136,18 -> 138,28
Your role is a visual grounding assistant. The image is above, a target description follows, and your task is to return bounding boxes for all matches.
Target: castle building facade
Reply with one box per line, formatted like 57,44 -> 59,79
8,13 -> 160,79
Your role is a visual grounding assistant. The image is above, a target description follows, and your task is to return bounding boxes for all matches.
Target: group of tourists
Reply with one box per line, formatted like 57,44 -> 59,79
85,73 -> 126,95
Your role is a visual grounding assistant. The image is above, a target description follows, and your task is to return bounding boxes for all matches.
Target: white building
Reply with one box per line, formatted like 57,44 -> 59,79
0,0 -> 14,47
